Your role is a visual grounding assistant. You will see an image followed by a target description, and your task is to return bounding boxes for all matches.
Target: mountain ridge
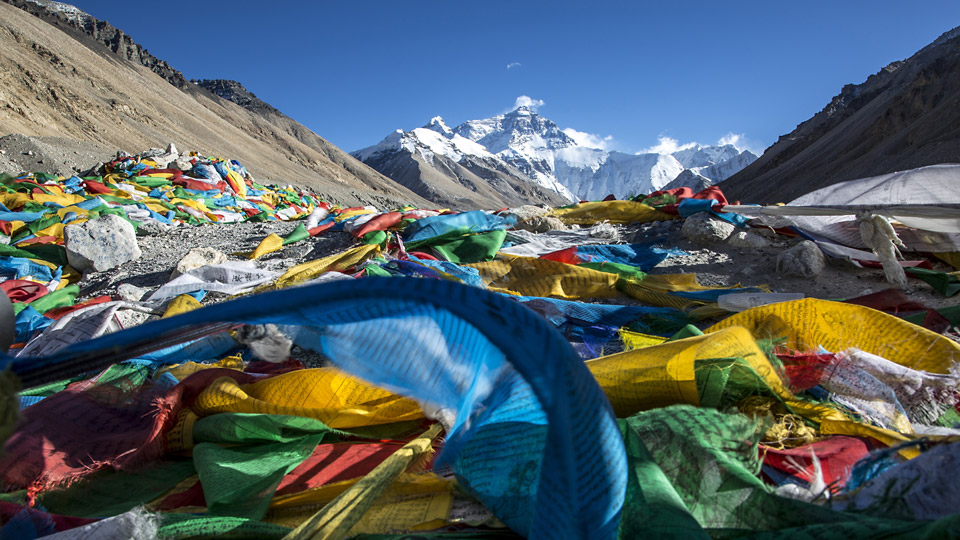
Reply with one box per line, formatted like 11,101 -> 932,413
722,25 -> 960,204
356,106 -> 757,204
0,0 -> 434,208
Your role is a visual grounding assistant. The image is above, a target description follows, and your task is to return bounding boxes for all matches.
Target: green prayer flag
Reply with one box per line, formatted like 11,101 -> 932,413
28,284 -> 79,314
39,459 -> 196,518
905,267 -> 960,297
157,514 -> 291,540
362,230 -> 387,246
282,223 -> 309,246
192,414 -> 338,520
582,261 -> 646,281
428,230 -> 507,264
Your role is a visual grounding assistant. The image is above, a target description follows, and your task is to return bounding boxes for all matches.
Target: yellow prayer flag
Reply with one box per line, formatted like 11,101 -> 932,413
706,298 -> 960,374
191,369 -> 424,428
271,244 -> 380,288
162,294 -> 203,318
551,201 -> 676,225
466,254 -> 619,299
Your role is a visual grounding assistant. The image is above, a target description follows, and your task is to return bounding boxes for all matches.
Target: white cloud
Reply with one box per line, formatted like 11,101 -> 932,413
718,133 -> 742,147
562,128 -> 614,150
717,132 -> 766,155
512,95 -> 545,111
639,136 -> 698,155
506,62 -> 522,70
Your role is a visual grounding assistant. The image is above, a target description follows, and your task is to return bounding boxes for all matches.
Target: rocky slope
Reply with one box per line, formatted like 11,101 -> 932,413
0,0 -> 433,209
722,25 -> 960,204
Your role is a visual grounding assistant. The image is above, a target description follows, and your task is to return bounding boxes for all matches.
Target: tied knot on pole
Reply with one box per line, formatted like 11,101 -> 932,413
857,212 -> 908,289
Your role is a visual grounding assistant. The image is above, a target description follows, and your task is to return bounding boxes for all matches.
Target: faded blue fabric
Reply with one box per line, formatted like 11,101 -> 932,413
402,211 -> 516,245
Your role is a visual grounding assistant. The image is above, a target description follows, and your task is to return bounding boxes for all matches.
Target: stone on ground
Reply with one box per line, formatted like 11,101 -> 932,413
727,230 -> 770,249
172,247 -> 229,278
776,240 -> 825,277
117,283 -> 150,302
505,205 -> 551,222
64,214 -> 141,272
516,215 -> 566,233
681,213 -> 736,245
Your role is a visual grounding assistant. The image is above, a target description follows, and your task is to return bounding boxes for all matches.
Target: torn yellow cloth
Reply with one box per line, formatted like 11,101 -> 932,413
706,298 -> 960,374
55,205 -> 94,221
33,222 -> 69,241
618,274 -> 759,312
156,355 -> 246,381
31,192 -> 87,207
335,208 -> 376,222
0,192 -> 32,210
618,329 -> 668,350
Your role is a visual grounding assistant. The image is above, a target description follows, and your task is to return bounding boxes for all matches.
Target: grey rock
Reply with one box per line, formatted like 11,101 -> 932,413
170,157 -> 194,171
116,283 -> 150,302
64,214 -> 142,272
681,213 -> 736,245
114,309 -> 156,330
516,215 -> 566,233
505,205 -> 551,222
752,227 -> 780,239
776,240 -> 825,277
172,247 -> 228,278
233,324 -> 292,363
727,230 -> 770,249
136,222 -> 169,237
279,243 -> 314,261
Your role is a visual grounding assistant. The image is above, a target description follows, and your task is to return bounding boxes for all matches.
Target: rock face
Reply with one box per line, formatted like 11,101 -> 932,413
3,0 -> 188,87
193,79 -> 282,117
116,283 -> 149,302
660,169 -> 714,193
722,26 -> 960,204
64,214 -> 141,272
681,213 -> 736,245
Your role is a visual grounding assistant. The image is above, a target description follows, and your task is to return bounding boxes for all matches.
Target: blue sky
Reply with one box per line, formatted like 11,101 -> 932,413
72,1 -> 960,156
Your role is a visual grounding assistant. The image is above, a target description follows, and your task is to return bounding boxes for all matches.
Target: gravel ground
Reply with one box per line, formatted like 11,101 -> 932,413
76,221 -> 357,302
69,215 -> 959,317
635,219 -> 958,310
0,134 -> 122,178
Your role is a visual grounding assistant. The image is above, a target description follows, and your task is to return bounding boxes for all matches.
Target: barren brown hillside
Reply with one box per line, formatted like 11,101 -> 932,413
0,2 -> 434,208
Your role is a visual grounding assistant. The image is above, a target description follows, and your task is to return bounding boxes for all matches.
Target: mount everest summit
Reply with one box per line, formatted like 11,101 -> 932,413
353,105 -> 758,208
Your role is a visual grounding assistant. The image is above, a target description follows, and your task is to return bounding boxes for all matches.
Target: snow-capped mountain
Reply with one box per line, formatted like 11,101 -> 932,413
351,118 -> 572,209
354,104 -> 758,206
354,119 -> 495,167
671,144 -> 759,183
